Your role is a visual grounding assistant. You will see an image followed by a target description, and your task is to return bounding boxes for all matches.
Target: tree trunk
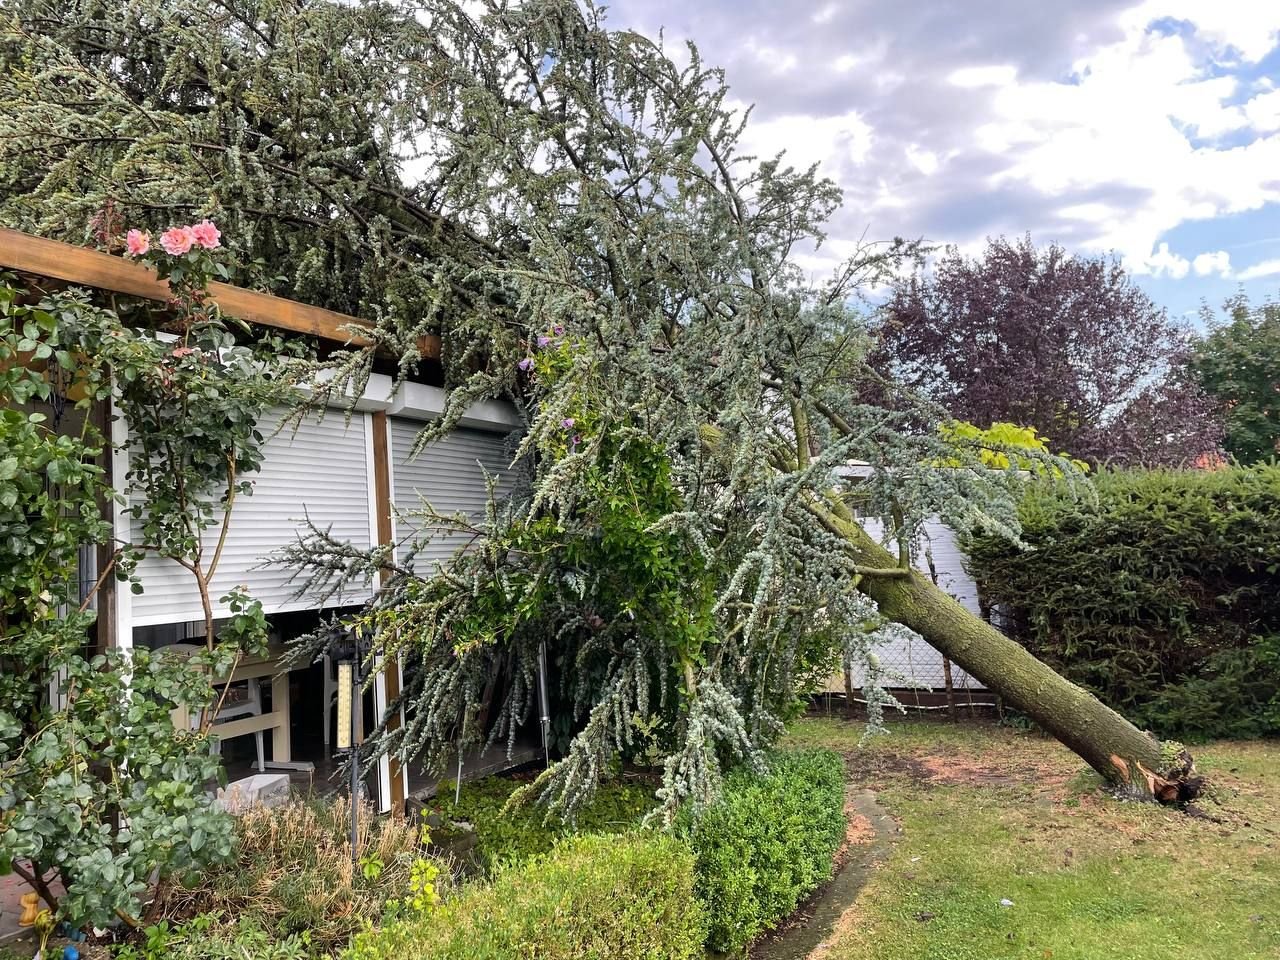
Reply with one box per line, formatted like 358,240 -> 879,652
822,506 -> 1201,802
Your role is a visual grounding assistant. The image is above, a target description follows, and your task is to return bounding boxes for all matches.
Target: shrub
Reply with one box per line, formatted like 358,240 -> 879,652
345,832 -> 705,960
967,465 -> 1280,740
160,797 -> 441,954
678,748 -> 847,954
431,772 -> 656,870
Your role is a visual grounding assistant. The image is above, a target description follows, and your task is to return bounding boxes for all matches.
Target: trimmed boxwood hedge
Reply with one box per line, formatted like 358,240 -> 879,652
678,748 -> 847,954
967,465 -> 1280,740
344,831 -> 705,960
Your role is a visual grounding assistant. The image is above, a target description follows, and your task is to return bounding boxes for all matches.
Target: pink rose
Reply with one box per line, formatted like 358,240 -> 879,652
124,229 -> 150,257
159,225 -> 196,256
191,219 -> 221,250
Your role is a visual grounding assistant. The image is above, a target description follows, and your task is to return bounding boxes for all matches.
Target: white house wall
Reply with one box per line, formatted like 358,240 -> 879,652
127,406 -> 375,627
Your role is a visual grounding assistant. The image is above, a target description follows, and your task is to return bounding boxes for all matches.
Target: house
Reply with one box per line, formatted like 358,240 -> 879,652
0,227 -> 523,815
825,464 -> 993,710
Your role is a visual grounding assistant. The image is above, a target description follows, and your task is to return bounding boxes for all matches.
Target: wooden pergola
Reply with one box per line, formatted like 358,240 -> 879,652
1,226 -> 418,813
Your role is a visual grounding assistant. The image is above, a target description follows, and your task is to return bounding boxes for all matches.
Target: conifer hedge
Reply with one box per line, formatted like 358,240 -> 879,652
966,465 -> 1280,740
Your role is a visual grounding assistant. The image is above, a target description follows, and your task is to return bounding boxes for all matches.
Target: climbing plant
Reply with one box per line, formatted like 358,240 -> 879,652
0,225 -> 295,928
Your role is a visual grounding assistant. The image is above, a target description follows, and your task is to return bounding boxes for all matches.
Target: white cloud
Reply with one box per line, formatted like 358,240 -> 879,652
948,64 -> 1018,88
734,105 -> 874,170
812,3 -> 838,25
1191,250 -> 1231,277
1125,0 -> 1280,62
1058,202 -> 1116,223
1237,258 -> 1280,281
1244,89 -> 1280,133
609,0 -> 1280,303
905,144 -> 940,176
743,39 -> 798,74
975,19 -> 1280,268
1138,242 -> 1190,278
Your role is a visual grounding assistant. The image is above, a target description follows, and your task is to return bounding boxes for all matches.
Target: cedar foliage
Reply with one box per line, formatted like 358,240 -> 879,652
967,466 -> 1280,740
3,0 -> 1177,815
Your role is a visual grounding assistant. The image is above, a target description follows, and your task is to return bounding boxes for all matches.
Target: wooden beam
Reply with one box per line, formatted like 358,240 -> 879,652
371,411 -> 396,558
370,410 -> 407,814
0,226 -> 441,358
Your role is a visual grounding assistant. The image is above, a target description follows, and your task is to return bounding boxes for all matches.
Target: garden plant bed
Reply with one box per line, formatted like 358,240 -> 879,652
422,768 -> 661,873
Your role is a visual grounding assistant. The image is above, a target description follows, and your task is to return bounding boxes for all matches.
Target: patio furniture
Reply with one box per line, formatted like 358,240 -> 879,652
157,643 -> 291,770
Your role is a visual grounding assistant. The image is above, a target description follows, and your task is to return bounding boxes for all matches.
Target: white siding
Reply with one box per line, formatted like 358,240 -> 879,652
389,417 -> 514,568
128,408 -> 374,627
849,517 -> 986,690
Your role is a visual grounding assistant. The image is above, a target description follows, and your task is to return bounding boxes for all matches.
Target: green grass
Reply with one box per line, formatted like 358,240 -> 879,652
783,716 -> 1280,960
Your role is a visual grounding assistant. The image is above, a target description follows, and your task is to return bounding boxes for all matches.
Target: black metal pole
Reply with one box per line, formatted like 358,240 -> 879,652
350,652 -> 360,875
537,641 -> 551,768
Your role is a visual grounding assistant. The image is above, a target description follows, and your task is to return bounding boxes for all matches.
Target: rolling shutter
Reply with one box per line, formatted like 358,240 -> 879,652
128,407 -> 374,627
389,417 -> 514,569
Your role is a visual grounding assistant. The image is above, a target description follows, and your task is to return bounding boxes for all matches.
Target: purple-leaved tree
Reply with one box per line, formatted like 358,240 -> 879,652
878,235 -> 1223,466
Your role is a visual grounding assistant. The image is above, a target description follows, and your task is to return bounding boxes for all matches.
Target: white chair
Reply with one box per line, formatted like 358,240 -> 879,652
155,642 -> 265,772
213,676 -> 266,773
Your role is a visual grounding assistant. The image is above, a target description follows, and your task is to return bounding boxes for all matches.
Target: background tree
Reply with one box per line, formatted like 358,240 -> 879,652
0,0 -> 1199,809
1190,293 -> 1280,464
878,235 -> 1223,466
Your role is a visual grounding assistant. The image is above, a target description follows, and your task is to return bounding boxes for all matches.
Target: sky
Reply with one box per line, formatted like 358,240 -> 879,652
607,0 -> 1280,323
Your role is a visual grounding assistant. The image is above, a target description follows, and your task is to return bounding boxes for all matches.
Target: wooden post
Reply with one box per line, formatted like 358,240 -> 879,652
941,656 -> 957,723
922,536 -> 956,721
92,396 -> 117,654
369,411 -> 407,815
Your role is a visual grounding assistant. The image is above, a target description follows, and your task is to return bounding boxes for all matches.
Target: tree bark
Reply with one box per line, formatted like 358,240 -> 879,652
821,505 -> 1201,801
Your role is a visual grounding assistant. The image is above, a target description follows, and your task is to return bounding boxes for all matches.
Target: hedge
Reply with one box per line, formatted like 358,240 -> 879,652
967,465 -> 1280,740
678,748 -> 847,954
344,832 -> 705,960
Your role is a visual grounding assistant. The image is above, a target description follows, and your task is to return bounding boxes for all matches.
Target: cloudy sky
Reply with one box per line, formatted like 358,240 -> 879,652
608,0 -> 1280,321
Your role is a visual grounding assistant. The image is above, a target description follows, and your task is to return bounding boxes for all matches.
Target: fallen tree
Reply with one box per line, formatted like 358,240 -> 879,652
820,507 -> 1198,801
2,0 -> 1200,811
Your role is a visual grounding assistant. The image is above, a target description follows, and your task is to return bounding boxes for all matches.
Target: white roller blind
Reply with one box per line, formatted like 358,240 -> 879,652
128,408 -> 374,627
389,417 -> 514,568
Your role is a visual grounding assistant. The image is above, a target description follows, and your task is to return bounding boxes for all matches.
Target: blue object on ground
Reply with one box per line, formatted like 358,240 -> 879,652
63,946 -> 80,960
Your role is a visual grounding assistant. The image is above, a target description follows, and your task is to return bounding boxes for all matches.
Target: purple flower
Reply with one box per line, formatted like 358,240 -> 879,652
571,433 -> 582,445
553,324 -> 565,336
561,418 -> 575,430
537,335 -> 551,348
517,357 -> 534,372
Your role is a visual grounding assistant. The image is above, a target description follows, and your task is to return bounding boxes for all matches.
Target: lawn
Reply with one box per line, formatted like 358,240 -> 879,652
783,716 -> 1280,960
